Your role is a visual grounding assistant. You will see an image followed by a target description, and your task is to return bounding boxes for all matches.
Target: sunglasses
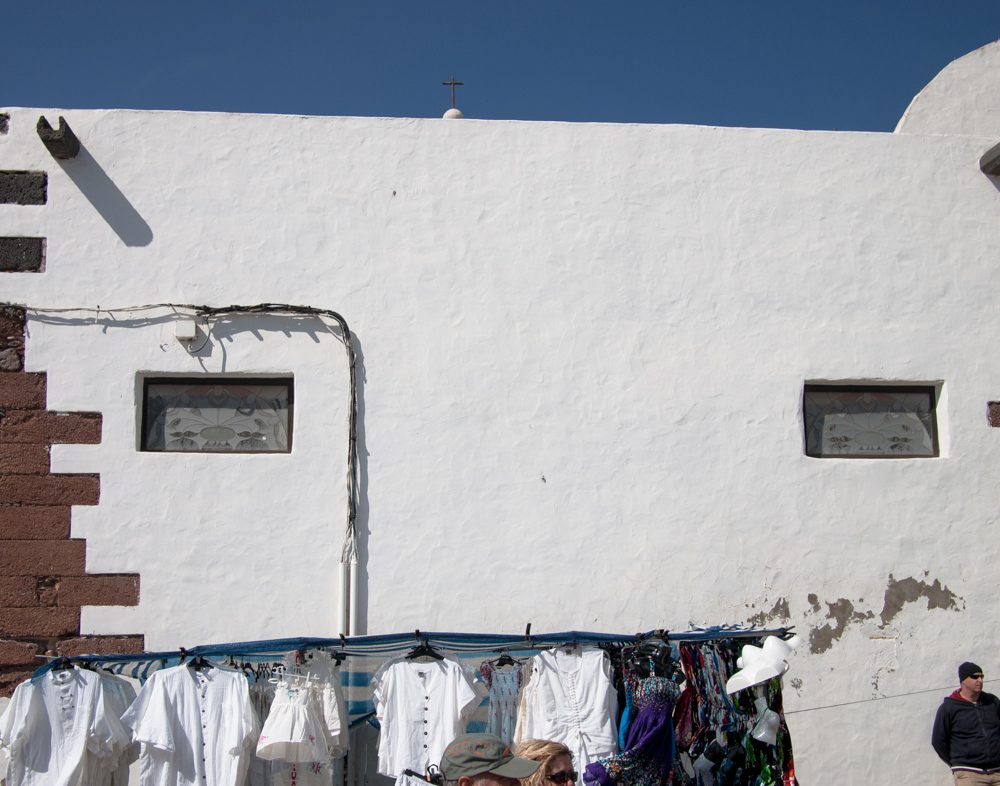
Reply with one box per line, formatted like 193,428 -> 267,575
546,771 -> 578,784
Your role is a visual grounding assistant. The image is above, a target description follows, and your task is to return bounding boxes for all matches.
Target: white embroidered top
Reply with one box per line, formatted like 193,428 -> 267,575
372,657 -> 480,782
256,682 -> 329,763
121,664 -> 258,786
0,667 -> 130,786
515,648 -> 619,770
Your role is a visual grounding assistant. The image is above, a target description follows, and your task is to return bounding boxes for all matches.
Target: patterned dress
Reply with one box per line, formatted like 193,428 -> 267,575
478,661 -> 524,745
584,676 -> 680,786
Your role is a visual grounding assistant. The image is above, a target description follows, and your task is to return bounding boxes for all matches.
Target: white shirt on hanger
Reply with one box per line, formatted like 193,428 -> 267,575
122,664 -> 259,786
96,671 -> 139,786
0,666 -> 130,786
515,647 -> 619,771
371,657 -> 480,784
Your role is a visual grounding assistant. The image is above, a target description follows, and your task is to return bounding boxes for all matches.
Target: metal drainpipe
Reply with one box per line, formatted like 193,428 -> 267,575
338,562 -> 350,635
194,304 -> 361,638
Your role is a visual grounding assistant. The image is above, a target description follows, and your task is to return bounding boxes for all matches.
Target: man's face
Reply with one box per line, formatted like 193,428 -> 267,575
963,671 -> 985,696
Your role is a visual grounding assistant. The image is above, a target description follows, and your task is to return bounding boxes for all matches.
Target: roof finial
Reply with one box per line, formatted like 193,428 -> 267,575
442,76 -> 465,119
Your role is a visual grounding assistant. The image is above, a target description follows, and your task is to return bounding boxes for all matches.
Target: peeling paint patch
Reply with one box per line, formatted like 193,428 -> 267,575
808,598 -> 873,653
803,573 -> 962,655
879,574 -> 962,626
746,597 -> 790,627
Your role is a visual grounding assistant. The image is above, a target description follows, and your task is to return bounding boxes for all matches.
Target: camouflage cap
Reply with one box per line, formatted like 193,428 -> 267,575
440,734 -> 540,781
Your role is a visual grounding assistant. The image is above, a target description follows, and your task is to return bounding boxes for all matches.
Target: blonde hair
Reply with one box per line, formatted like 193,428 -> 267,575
513,740 -> 574,786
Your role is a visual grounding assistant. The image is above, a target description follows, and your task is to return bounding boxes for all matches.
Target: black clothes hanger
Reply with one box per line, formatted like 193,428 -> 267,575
406,631 -> 444,661
51,656 -> 74,672
406,642 -> 444,661
621,640 -> 677,679
486,649 -> 525,668
186,655 -> 212,671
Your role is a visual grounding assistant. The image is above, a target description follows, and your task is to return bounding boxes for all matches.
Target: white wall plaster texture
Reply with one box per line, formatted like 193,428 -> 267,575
897,39 -> 1000,135
4,44 -> 1000,785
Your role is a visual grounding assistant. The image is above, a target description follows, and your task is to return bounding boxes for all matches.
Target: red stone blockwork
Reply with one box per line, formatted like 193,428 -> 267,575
0,305 -> 143,694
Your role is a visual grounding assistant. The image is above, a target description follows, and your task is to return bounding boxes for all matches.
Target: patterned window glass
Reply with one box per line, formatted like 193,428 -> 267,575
142,378 -> 292,453
803,385 -> 938,458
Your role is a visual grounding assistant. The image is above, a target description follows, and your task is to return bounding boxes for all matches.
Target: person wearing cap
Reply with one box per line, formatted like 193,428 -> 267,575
440,734 -> 541,786
932,662 -> 1000,783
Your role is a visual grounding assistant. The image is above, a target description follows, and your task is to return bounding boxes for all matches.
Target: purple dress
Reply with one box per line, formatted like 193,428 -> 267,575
584,676 -> 680,786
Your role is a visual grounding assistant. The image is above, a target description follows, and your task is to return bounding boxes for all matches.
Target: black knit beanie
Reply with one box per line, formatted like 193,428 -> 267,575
959,662 -> 983,681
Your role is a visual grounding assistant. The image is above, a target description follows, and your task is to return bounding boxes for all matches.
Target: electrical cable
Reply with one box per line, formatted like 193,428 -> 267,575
783,678 -> 1000,715
26,302 -> 361,594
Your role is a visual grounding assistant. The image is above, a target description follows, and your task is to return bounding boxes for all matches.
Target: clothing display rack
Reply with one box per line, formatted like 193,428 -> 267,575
7,625 -> 800,786
31,625 -> 791,682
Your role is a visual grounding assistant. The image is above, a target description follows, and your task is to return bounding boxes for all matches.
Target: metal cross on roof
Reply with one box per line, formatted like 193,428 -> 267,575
442,76 -> 464,109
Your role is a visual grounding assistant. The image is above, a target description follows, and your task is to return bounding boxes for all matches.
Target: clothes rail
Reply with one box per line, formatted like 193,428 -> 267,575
31,625 -> 789,682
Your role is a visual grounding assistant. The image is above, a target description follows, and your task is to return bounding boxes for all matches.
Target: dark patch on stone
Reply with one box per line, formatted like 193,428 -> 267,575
0,238 -> 44,272
0,115 -> 9,135
0,172 -> 47,206
36,116 -> 79,160
746,597 -> 790,627
36,576 -> 58,607
879,574 -> 962,626
0,306 -> 26,371
807,593 -> 820,612
989,402 -> 1000,427
809,598 -> 858,654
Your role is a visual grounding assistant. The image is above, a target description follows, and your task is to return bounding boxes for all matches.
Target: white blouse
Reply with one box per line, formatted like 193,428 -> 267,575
122,664 -> 259,786
372,657 -> 480,783
0,666 -> 130,786
94,672 -> 139,786
515,648 -> 619,771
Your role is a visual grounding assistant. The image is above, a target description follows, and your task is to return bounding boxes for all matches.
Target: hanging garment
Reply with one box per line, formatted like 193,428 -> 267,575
477,661 -> 523,746
252,651 -> 350,786
249,680 -> 278,786
371,656 -> 480,785
0,666 -> 130,786
256,681 -> 329,763
95,671 -> 139,786
288,651 -> 349,759
514,647 -> 619,772
122,664 -> 259,786
583,675 -> 680,786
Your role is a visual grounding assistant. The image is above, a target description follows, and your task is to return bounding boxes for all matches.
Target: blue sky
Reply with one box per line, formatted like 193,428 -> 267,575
6,2 -> 1000,131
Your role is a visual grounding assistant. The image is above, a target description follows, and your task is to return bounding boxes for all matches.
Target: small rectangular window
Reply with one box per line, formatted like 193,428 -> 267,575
803,384 -> 938,458
141,377 -> 292,453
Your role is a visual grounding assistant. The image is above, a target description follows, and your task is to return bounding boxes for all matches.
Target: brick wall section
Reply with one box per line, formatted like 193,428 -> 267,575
0,306 -> 143,695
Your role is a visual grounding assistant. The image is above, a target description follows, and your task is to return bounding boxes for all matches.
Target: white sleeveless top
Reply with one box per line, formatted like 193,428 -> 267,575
515,648 -> 619,770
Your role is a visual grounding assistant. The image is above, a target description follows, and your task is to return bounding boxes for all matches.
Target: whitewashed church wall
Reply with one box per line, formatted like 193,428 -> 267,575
2,93 -> 998,785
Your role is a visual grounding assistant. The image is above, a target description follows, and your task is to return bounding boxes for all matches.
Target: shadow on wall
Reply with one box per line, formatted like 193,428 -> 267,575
57,143 -> 153,247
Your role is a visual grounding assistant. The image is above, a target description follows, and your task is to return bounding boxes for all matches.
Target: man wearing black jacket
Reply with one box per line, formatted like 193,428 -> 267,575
932,662 -> 1000,784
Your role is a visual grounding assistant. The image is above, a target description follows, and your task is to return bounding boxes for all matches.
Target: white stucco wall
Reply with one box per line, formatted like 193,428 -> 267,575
4,45 -> 1000,786
896,38 -> 1000,135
